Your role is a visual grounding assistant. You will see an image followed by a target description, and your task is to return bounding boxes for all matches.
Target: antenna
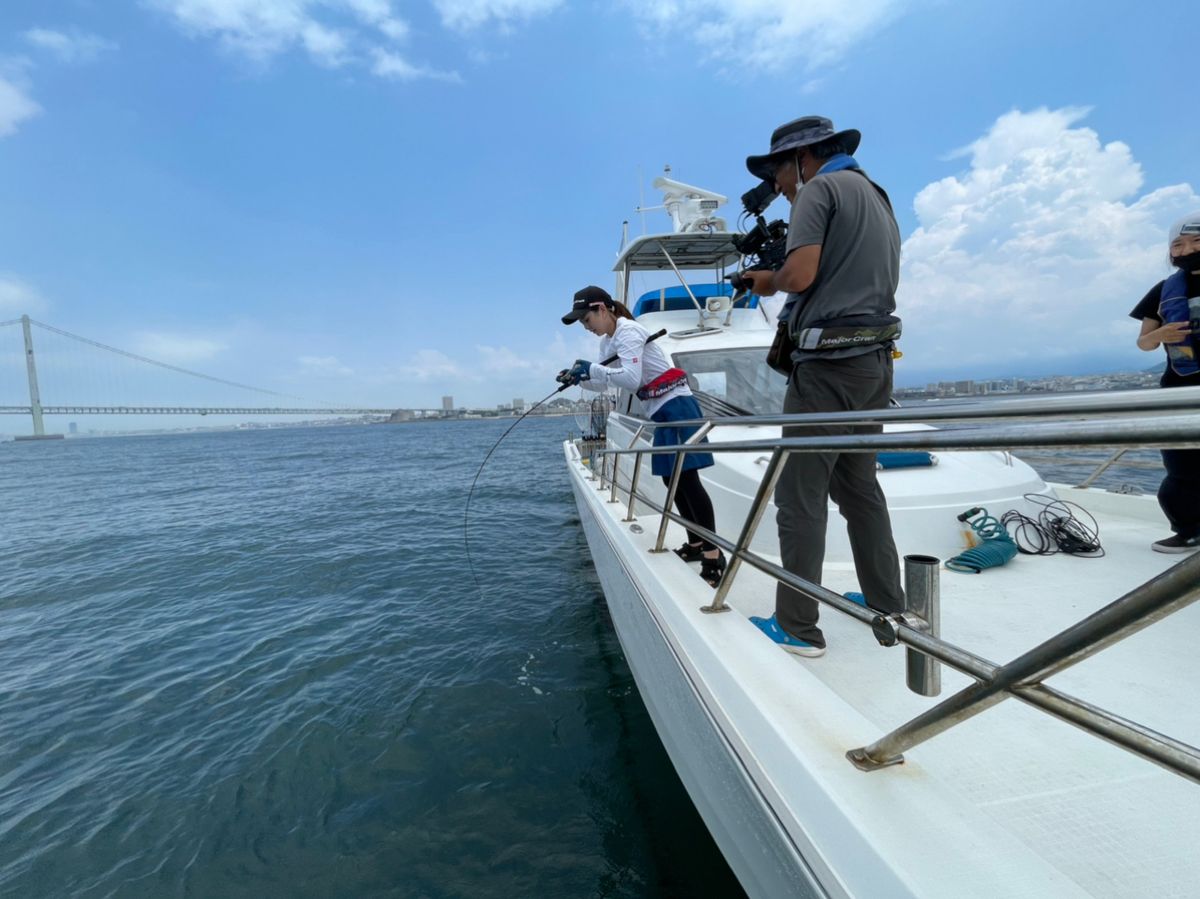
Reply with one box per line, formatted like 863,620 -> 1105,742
650,175 -> 729,233
638,166 -> 646,235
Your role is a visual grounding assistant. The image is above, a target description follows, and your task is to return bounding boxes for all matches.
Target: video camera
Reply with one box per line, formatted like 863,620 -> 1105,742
727,180 -> 788,292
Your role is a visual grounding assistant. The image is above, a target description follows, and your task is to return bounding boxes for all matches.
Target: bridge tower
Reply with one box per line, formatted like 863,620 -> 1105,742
19,315 -> 53,439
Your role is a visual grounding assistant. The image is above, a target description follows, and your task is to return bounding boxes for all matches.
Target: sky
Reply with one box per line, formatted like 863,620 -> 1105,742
1,0 -> 1197,428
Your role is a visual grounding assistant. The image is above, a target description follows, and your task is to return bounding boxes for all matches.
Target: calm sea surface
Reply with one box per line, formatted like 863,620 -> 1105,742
0,418 -> 745,899
0,412 -> 1166,898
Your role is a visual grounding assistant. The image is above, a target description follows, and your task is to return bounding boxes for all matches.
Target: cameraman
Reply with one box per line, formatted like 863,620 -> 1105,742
740,115 -> 904,658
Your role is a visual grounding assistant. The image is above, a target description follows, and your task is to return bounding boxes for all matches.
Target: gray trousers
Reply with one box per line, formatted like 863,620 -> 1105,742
775,348 -> 904,647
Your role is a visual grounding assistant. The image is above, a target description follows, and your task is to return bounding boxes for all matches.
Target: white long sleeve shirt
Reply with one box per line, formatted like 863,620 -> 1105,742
580,318 -> 690,417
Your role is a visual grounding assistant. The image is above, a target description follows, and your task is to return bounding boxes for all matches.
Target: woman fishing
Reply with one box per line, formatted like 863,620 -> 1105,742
558,286 -> 725,586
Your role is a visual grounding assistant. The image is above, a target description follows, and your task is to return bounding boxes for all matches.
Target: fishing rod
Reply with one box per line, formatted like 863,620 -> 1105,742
463,328 -> 668,596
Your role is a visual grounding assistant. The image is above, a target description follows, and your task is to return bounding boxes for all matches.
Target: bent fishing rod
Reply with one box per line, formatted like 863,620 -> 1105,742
463,328 -> 667,596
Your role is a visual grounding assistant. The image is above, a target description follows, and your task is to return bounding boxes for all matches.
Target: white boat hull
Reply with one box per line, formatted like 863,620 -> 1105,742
570,470 -> 825,898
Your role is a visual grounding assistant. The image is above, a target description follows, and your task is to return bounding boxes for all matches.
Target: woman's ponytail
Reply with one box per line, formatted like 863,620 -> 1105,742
610,300 -> 634,320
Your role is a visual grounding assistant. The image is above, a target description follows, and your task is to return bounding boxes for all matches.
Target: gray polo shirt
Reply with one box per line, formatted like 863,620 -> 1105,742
780,168 -> 901,363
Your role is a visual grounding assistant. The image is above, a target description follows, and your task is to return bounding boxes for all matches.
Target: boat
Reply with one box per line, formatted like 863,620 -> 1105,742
561,175 -> 1200,897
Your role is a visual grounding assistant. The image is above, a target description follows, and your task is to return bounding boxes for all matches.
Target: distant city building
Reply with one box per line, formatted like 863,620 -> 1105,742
68,422 -> 78,434
512,397 -> 525,412
442,396 -> 454,411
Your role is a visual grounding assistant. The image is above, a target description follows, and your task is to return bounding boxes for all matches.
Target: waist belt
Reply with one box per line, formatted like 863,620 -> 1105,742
637,367 -> 689,401
795,314 -> 901,352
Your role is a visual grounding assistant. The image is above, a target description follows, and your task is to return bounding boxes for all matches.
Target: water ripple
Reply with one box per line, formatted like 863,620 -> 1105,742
0,420 -> 742,898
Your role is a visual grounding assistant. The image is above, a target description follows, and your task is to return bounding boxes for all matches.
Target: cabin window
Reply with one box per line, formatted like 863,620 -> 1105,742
674,348 -> 788,416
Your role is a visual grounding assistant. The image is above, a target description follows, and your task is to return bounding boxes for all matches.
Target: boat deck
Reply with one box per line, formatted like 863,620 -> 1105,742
728,488 -> 1199,898
571,443 -> 1200,897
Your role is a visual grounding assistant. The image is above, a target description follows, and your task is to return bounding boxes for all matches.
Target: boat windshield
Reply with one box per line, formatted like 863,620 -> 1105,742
673,347 -> 788,417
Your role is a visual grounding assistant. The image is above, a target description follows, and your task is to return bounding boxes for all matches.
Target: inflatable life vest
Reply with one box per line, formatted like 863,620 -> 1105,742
1158,270 -> 1200,376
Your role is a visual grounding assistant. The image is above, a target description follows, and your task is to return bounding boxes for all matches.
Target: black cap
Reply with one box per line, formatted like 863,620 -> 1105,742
562,285 -> 614,324
745,116 -> 861,182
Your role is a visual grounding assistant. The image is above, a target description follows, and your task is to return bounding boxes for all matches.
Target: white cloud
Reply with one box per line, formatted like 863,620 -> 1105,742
342,0 -> 409,40
299,354 -> 354,376
898,107 -> 1200,366
432,0 -> 562,31
625,0 -> 911,73
476,344 -> 544,373
133,331 -> 227,363
0,275 -> 46,314
22,28 -> 118,64
146,0 -> 454,80
0,74 -> 40,138
370,49 -> 460,82
400,348 -> 466,381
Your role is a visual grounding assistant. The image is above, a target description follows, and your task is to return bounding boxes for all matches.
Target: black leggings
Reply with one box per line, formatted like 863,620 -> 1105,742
662,468 -> 717,552
1160,448 -> 1200,539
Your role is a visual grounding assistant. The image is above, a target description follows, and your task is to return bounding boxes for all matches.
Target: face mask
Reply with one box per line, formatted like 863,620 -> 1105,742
1171,251 -> 1200,271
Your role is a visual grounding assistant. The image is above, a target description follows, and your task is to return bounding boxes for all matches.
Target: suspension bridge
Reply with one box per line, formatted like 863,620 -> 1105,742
0,315 -> 432,439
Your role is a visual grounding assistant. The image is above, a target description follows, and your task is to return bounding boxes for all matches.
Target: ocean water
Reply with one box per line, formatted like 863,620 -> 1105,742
0,418 -> 745,898
0,413 -> 1168,898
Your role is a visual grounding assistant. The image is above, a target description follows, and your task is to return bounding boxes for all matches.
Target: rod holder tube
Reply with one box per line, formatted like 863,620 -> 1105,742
904,555 -> 941,696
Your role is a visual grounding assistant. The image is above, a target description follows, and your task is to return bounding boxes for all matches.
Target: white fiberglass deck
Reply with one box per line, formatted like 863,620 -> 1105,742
567,443 -> 1200,898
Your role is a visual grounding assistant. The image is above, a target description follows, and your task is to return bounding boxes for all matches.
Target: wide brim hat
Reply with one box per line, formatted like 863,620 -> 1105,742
745,116 -> 861,182
562,285 -> 614,324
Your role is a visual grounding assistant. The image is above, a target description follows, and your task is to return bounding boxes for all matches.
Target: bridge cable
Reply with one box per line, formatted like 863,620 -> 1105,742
29,319 -> 316,403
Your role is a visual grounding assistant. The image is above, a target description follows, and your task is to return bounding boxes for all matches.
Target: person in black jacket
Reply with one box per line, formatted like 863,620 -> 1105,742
1129,212 -> 1200,553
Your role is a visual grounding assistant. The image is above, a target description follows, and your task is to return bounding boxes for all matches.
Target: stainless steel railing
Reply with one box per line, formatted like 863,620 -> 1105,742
580,394 -> 1200,783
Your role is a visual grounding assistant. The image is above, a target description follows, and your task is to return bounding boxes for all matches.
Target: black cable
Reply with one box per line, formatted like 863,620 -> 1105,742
1000,509 -> 1056,555
1002,493 -> 1105,558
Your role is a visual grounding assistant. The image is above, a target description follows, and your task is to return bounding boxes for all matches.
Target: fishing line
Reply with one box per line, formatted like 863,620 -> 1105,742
462,328 -> 667,597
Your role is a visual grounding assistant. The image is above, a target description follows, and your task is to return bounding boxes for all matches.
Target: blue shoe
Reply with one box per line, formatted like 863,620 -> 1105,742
749,614 -> 826,658
844,591 -> 868,608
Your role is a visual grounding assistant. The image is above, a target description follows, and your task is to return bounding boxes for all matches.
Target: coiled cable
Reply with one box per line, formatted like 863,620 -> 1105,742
1001,494 -> 1105,558
945,507 -> 1019,573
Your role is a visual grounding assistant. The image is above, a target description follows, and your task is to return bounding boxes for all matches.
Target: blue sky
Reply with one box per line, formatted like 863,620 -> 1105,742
1,0 -> 1197,424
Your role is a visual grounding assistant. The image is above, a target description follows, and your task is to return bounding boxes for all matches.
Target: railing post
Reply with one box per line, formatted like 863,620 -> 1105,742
597,447 -> 609,491
1077,448 -> 1129,488
625,450 -> 645,522
702,447 -> 786,614
610,426 -> 644,504
652,422 -> 713,553
903,555 -> 941,696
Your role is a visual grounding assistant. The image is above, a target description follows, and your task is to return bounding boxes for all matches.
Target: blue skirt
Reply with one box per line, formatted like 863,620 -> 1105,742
650,395 -> 714,478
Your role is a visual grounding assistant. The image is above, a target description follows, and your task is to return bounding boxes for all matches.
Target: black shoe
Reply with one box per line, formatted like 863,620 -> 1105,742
673,542 -> 705,563
1152,533 -> 1200,554
700,551 -> 727,588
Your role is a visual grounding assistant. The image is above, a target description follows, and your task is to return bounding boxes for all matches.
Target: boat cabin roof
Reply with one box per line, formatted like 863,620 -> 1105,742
613,232 -> 741,272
